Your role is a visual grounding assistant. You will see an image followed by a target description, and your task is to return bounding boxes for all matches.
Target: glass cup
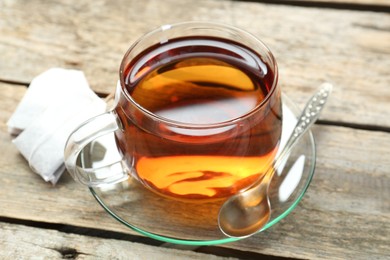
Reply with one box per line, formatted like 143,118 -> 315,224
64,21 -> 282,202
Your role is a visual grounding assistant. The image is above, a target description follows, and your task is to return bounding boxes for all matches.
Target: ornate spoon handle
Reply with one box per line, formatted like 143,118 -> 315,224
275,83 -> 333,171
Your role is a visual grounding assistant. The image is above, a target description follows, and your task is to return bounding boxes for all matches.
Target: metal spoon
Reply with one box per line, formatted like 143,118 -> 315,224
218,83 -> 333,238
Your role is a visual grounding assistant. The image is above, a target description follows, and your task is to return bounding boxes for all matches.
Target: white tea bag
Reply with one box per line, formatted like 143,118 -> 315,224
7,68 -> 99,135
8,68 -> 107,184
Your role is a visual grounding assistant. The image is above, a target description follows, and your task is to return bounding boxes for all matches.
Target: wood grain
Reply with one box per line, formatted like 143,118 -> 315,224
0,222 -> 232,259
0,0 -> 389,128
283,0 -> 390,6
1,83 -> 389,259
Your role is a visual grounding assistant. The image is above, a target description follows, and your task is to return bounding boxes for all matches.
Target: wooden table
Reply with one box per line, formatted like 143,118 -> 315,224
1,0 -> 389,259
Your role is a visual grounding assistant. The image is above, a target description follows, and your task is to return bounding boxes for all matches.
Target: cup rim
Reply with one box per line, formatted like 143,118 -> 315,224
118,21 -> 279,129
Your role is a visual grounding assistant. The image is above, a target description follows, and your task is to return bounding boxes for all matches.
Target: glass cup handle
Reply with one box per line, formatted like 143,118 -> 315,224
64,111 -> 129,186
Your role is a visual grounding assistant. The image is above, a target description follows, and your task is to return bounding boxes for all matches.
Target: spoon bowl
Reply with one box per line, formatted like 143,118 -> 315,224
218,176 -> 272,237
218,83 -> 333,238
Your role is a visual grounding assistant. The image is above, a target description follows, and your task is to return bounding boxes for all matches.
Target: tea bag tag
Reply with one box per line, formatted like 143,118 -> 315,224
8,68 -> 107,184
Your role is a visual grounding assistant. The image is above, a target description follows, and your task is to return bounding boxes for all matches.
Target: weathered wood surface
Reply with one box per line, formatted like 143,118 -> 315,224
1,83 -> 389,259
1,0 -> 389,259
279,0 -> 390,7
0,0 -> 390,128
0,222 -> 233,259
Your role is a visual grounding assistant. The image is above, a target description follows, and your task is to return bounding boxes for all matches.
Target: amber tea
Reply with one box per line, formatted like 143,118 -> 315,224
114,36 -> 282,201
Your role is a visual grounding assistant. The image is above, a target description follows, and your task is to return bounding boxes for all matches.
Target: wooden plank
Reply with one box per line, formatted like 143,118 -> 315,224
229,126 -> 390,259
281,0 -> 390,7
0,222 -> 232,259
1,83 -> 389,259
0,0 -> 389,128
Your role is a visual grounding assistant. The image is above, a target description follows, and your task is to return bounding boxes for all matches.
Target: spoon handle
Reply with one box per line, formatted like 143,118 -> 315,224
274,82 -> 333,172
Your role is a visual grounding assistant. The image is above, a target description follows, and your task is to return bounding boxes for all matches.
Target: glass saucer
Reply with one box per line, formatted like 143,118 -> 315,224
82,94 -> 316,245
